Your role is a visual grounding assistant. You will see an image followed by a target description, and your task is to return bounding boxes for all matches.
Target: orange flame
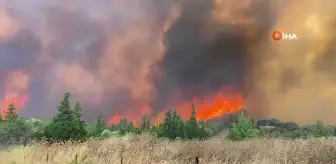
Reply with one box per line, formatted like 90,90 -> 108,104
109,91 -> 244,125
0,94 -> 29,116
179,92 -> 243,120
154,91 -> 244,124
108,105 -> 153,126
0,70 -> 30,116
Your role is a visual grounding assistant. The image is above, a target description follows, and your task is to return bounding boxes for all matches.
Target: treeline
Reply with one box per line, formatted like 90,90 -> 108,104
0,93 -> 215,147
0,93 -> 335,148
257,119 -> 335,139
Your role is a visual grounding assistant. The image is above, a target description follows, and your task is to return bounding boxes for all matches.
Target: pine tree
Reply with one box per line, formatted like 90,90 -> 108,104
0,111 -> 3,122
95,112 -> 107,136
5,103 -> 18,121
160,110 -> 185,139
185,104 -> 199,139
0,103 -> 29,145
44,92 -> 87,141
128,121 -> 136,133
160,110 -> 172,138
172,110 -> 186,139
139,112 -> 150,133
59,92 -> 71,112
115,118 -> 136,135
72,102 -> 87,139
74,102 -> 82,120
117,118 -> 128,136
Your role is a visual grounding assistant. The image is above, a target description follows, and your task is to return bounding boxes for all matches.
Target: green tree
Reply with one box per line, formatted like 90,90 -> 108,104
44,93 -> 87,142
184,104 -> 211,139
72,102 -> 87,138
0,119 -> 29,146
74,102 -> 82,120
197,121 -> 212,139
109,124 -> 116,131
185,104 -> 199,139
138,112 -> 150,133
303,121 -> 331,138
0,112 -> 3,122
115,118 -> 136,136
0,104 -> 29,146
172,111 -> 185,138
159,110 -> 185,139
229,112 -> 260,140
25,118 -> 45,142
94,112 -> 107,137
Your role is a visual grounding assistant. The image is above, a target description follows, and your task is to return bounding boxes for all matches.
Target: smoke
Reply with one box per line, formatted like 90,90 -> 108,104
246,0 -> 336,124
0,0 -> 179,119
0,0 -> 186,120
151,0 -> 275,112
0,0 -> 335,124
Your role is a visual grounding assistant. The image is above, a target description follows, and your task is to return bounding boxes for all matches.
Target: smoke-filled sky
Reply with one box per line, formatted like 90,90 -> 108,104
0,0 -> 335,124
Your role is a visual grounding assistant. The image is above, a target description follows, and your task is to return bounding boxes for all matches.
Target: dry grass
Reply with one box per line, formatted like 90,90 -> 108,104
1,134 -> 336,164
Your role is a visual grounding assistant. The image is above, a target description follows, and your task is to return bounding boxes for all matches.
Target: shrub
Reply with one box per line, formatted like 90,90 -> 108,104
229,112 -> 260,140
100,130 -> 119,139
0,104 -> 30,147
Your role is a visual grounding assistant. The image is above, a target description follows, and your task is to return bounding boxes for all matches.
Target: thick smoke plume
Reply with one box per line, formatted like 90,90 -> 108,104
247,0 -> 336,124
0,0 -> 335,124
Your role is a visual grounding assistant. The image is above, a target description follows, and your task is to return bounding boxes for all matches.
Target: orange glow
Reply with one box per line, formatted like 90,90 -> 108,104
0,94 -> 29,117
178,92 -> 243,121
109,91 -> 244,125
0,9 -> 17,39
0,70 -> 30,116
108,105 -> 153,126
108,114 -> 137,125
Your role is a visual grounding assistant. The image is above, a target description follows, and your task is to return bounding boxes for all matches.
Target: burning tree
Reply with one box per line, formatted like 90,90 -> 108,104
4,103 -> 18,122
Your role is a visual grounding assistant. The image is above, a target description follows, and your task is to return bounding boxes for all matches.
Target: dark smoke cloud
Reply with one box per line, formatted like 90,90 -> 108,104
245,0 -> 336,123
0,29 -> 41,71
0,0 -> 178,120
0,0 -> 276,121
152,0 -> 277,112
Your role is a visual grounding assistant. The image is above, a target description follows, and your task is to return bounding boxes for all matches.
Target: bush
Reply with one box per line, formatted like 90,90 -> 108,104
302,121 -> 332,138
204,128 -> 214,137
229,112 -> 260,141
100,130 -> 119,139
257,119 -> 281,127
0,104 -> 30,147
292,129 -> 312,139
0,119 -> 30,147
25,118 -> 45,142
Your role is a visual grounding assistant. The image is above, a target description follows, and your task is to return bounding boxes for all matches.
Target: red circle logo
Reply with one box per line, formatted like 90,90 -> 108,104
272,31 -> 282,41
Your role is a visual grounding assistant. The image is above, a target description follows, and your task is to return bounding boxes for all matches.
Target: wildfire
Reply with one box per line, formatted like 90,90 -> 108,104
0,71 -> 30,116
108,105 -> 153,125
0,94 -> 29,116
178,92 -> 244,121
108,91 -> 244,125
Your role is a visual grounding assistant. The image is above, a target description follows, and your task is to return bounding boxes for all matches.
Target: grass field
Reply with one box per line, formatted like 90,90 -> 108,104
1,134 -> 336,164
